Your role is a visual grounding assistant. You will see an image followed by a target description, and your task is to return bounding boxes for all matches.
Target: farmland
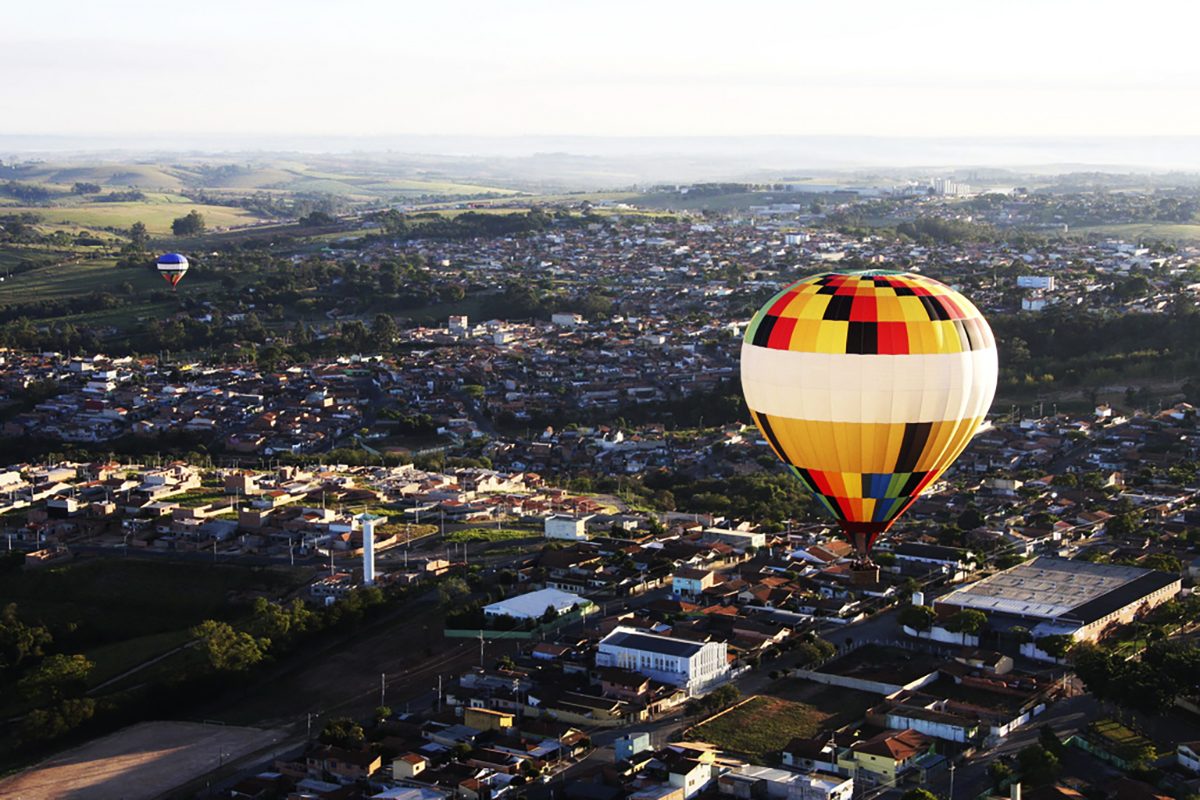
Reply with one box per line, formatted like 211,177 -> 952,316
1074,223 -> 1200,242
1,256 -> 162,301
1,200 -> 272,236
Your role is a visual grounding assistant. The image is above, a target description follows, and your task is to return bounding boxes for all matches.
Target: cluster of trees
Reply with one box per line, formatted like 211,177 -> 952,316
896,217 -> 998,244
0,180 -> 54,203
684,684 -> 741,720
372,208 -> 560,240
1,603 -> 98,743
94,190 -> 146,203
641,470 -> 814,527
898,605 -> 987,638
171,210 -> 207,236
1072,639 -> 1200,714
992,303 -> 1200,398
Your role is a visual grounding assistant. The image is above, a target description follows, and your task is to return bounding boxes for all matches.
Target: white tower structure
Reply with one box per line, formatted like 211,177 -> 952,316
356,512 -> 384,586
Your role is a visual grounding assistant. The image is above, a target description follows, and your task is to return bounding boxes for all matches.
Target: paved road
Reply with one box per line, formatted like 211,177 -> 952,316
945,694 -> 1101,799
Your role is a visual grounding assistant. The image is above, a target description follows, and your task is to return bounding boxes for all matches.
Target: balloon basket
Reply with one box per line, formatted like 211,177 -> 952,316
850,563 -> 880,586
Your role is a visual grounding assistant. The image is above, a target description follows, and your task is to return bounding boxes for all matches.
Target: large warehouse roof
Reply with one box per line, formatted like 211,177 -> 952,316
937,557 -> 1176,622
483,588 -> 586,620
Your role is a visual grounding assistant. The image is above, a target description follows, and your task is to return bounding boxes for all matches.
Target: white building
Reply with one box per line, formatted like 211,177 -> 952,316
544,513 -> 593,540
596,626 -> 729,695
447,315 -> 469,335
1017,275 -> 1055,291
550,312 -> 585,327
483,588 -> 589,621
719,766 -> 853,800
703,527 -> 766,550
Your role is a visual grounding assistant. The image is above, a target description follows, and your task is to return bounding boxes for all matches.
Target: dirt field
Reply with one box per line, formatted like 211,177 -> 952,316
0,721 -> 286,800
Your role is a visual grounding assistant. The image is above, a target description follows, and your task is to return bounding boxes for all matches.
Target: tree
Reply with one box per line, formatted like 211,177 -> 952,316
1142,553 -> 1182,573
171,209 -> 206,236
1038,725 -> 1065,758
371,313 -> 398,348
320,717 -> 365,749
957,505 -> 984,530
20,697 -> 96,743
1016,745 -> 1061,786
0,602 -> 53,672
899,604 -> 936,632
945,609 -> 987,637
988,760 -> 1013,789
127,221 -> 150,252
437,576 -> 471,608
1106,510 -> 1141,538
18,653 -> 94,703
1036,634 -> 1073,660
191,620 -> 269,672
901,790 -> 939,800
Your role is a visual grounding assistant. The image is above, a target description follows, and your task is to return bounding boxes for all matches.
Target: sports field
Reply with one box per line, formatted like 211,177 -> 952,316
0,721 -> 287,800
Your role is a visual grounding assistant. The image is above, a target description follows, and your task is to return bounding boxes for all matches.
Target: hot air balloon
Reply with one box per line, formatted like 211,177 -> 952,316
156,253 -> 189,289
740,270 -> 997,580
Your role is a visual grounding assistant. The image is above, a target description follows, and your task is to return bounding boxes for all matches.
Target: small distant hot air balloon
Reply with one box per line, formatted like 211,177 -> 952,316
740,270 -> 998,578
156,253 -> 189,290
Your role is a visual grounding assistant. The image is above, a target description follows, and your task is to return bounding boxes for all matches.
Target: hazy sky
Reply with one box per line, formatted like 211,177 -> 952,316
5,0 -> 1200,139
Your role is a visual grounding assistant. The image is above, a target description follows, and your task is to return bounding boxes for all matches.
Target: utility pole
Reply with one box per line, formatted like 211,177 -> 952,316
437,675 -> 442,713
380,672 -> 386,707
948,762 -> 956,800
479,630 -> 485,667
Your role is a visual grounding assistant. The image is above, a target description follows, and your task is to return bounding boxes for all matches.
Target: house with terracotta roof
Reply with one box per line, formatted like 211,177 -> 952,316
837,728 -> 932,786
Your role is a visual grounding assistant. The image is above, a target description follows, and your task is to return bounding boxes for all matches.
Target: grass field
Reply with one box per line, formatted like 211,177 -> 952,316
1,256 -> 164,302
1075,223 -> 1200,242
83,629 -> 195,689
2,559 -> 311,643
2,201 -> 271,235
689,696 -> 825,760
443,527 -> 536,544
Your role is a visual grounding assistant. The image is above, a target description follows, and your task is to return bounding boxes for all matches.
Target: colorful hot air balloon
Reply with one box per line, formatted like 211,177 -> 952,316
740,270 -> 998,572
157,253 -> 189,289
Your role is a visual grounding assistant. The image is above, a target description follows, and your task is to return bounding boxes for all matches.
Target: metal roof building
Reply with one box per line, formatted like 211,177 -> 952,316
483,587 -> 587,621
935,556 -> 1180,648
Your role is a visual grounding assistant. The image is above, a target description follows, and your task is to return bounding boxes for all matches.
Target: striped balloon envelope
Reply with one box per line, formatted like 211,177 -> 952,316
740,270 -> 998,564
156,253 -> 189,290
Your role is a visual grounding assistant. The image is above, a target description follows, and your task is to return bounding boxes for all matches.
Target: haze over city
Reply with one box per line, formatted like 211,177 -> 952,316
6,0 -> 1200,168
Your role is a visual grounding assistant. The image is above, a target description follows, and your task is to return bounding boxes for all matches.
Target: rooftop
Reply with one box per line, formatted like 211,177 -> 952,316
937,556 -> 1177,621
483,587 -> 586,620
600,627 -> 707,658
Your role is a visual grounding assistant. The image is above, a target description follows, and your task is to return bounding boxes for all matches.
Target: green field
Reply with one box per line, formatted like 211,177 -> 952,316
2,256 -> 163,302
83,629 -> 194,689
0,559 -> 315,717
689,696 -> 826,760
2,559 -> 311,642
1075,223 -> 1200,242
2,200 -> 271,235
443,527 -> 536,544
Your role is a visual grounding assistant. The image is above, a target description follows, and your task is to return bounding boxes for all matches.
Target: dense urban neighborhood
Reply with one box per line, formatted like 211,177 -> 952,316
3,179 -> 1200,800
